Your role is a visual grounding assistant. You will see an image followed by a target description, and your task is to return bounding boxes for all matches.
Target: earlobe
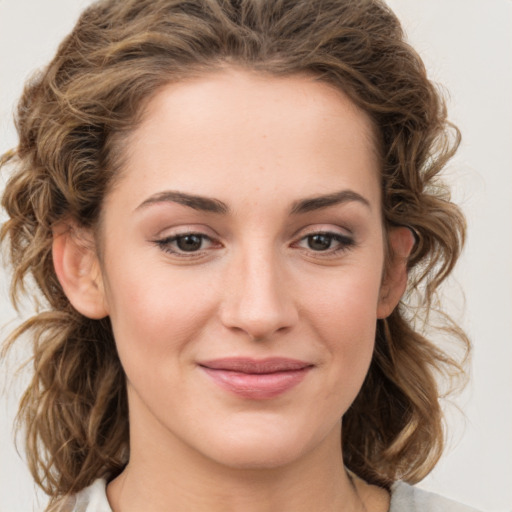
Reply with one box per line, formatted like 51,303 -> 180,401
52,222 -> 109,319
377,226 -> 415,319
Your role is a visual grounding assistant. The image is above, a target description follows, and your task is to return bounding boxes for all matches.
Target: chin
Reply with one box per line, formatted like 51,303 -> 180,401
195,419 -> 334,471
209,442 -> 307,470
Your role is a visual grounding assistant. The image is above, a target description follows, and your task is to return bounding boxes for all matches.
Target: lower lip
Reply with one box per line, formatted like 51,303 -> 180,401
200,367 -> 311,400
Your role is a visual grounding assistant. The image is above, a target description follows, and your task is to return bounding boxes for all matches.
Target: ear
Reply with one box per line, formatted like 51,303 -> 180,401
52,222 -> 109,319
377,226 -> 415,319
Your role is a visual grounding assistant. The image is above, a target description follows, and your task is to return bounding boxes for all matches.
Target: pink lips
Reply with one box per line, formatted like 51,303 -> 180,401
199,357 -> 313,400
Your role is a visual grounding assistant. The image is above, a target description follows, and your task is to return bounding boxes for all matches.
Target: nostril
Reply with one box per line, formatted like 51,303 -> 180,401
218,255 -> 299,340
219,296 -> 298,341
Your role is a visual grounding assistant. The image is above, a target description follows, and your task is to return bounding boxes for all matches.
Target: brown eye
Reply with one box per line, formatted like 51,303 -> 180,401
307,233 -> 335,251
295,231 -> 355,255
155,232 -> 217,256
175,234 -> 204,252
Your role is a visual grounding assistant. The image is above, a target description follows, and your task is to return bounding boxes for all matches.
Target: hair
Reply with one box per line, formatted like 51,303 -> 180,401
1,0 -> 468,507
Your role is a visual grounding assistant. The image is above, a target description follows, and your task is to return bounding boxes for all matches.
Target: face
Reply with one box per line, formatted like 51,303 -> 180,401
89,70 -> 399,470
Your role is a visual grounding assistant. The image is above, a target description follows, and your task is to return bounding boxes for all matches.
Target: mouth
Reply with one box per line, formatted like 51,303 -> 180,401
198,357 -> 314,400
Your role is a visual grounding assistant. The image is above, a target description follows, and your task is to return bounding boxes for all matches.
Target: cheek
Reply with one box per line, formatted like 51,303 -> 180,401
305,259 -> 382,331
101,257 -> 217,377
302,263 -> 383,388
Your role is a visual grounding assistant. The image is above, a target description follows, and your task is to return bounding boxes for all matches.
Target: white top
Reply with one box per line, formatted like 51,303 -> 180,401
65,478 -> 481,511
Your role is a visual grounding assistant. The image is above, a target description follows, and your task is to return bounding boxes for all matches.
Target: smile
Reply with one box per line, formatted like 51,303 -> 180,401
198,358 -> 314,400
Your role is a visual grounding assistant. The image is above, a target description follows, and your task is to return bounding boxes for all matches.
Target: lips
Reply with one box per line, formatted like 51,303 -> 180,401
198,357 -> 313,400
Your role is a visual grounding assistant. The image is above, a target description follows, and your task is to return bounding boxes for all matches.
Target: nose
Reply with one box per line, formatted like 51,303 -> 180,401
219,247 -> 299,341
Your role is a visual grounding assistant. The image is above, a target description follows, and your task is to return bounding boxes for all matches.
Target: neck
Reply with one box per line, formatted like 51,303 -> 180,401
107,415 -> 364,512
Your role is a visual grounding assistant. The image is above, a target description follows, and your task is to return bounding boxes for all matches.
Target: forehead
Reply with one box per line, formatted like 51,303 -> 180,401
112,69 -> 381,211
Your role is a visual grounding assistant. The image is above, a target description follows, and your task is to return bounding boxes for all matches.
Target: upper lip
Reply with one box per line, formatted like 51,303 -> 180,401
198,357 -> 313,374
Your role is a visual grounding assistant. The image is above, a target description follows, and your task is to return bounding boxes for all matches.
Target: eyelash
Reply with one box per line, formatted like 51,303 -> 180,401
154,232 -> 219,257
294,231 -> 355,256
153,229 -> 355,259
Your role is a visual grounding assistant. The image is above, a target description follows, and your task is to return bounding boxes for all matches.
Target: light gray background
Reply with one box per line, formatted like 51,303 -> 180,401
1,1 -> 511,511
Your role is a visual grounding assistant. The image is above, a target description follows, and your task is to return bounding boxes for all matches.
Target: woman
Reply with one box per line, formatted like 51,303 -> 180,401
1,0 -> 478,510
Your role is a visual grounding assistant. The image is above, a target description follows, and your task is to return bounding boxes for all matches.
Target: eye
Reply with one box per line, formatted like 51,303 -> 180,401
173,234 -> 206,252
154,232 -> 219,255
296,231 -> 355,253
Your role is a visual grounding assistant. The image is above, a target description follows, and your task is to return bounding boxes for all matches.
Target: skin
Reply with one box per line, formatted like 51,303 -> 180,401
53,69 -> 413,511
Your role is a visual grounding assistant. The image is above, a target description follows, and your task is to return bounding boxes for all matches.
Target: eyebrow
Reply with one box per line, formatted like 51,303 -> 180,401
136,190 -> 229,214
290,190 -> 371,214
136,189 -> 370,215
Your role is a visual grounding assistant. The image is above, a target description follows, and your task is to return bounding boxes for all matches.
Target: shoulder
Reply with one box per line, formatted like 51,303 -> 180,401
390,481 -> 481,512
60,479 -> 112,512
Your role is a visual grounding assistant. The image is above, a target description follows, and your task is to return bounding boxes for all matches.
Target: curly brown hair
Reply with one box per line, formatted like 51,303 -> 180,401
1,0 -> 468,507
